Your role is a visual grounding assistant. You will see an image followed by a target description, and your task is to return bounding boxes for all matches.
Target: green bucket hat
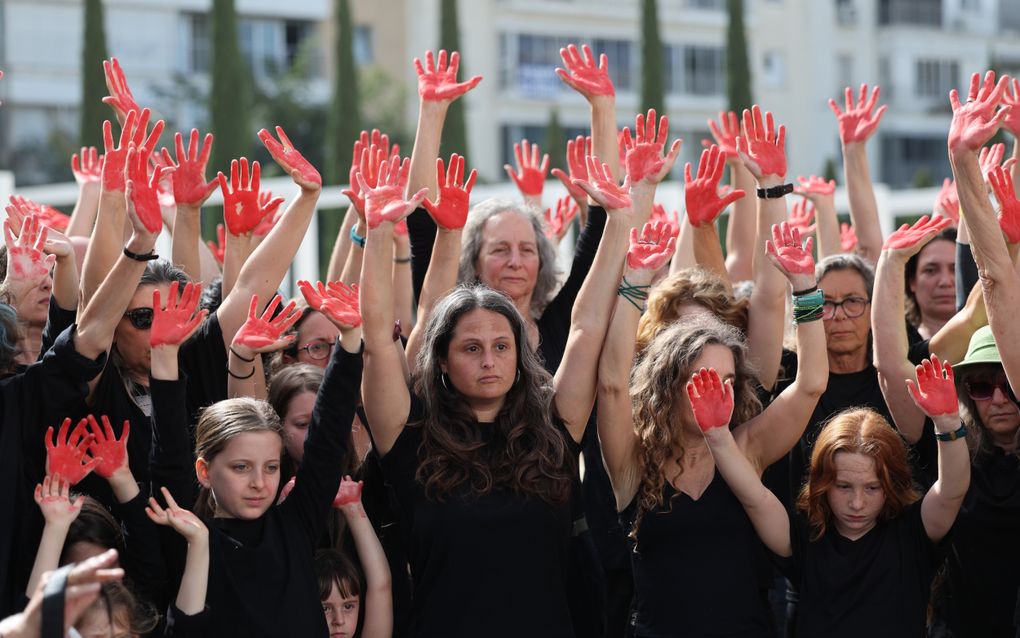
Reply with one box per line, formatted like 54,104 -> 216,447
952,326 -> 1002,371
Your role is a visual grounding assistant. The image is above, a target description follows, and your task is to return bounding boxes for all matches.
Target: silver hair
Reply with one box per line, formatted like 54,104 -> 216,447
457,198 -> 560,317
816,253 -> 876,298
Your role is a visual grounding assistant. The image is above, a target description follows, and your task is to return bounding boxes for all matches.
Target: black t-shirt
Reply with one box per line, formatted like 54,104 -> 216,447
931,449 -> 1020,638
776,500 -> 947,638
379,410 -> 577,638
620,470 -> 776,638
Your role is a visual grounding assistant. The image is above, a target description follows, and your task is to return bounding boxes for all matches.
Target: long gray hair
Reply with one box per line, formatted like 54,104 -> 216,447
457,199 -> 560,317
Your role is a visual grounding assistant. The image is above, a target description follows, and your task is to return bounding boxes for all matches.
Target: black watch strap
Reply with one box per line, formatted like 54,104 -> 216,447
123,246 -> 159,261
756,183 -> 794,199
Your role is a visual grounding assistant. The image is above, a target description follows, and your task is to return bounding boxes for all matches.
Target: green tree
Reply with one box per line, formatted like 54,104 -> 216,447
640,0 -> 665,115
326,0 -> 361,181
823,157 -> 838,184
80,0 -> 109,149
543,108 -> 566,173
726,0 -> 753,113
209,0 -> 251,181
438,0 -> 470,162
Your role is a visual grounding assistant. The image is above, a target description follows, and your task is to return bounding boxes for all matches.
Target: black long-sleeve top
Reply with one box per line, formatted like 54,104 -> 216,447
163,344 -> 364,637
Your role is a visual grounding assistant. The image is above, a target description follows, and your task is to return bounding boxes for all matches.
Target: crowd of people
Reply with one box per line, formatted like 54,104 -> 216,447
0,43 -> 1017,638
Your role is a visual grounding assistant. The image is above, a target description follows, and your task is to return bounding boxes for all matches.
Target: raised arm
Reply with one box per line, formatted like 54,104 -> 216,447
67,147 -> 103,238
504,139 -> 549,209
163,130 -> 218,283
872,216 -> 953,443
216,158 -> 284,298
737,105 -> 790,390
551,136 -> 592,222
146,487 -> 209,617
703,111 -> 756,281
686,143 -> 747,288
334,478 -> 392,638
908,356 -> 970,542
555,43 -> 620,182
229,294 -> 301,400
795,175 -> 840,259
736,222 -> 827,469
693,369 -> 792,557
26,475 -> 83,595
948,71 -> 1020,389
596,220 -> 676,508
830,84 -> 887,264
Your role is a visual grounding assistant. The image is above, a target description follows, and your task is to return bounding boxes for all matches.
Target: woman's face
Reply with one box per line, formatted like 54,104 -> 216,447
441,308 -> 518,414
909,240 -> 956,323
75,604 -> 132,638
322,582 -> 360,638
282,390 -> 317,464
964,366 -> 1020,449
114,283 -> 170,376
197,431 -> 283,519
819,269 -> 872,358
15,272 -> 52,327
293,311 -> 339,369
825,451 -> 886,540
474,212 -> 541,306
681,343 -> 736,431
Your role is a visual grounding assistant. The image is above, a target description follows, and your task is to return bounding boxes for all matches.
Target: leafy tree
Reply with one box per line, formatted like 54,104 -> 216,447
543,108 -> 566,173
209,0 -> 251,179
640,0 -> 665,114
326,0 -> 361,181
726,0 -> 753,113
438,0 -> 470,162
80,0 -> 109,149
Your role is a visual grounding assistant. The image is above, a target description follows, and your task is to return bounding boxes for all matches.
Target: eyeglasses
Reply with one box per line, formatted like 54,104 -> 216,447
298,339 -> 335,361
821,297 -> 870,320
964,378 -> 1015,401
122,308 -> 154,330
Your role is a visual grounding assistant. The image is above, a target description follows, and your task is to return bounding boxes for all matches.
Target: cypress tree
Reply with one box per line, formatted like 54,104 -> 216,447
209,0 -> 250,180
640,0 -> 665,115
80,0 -> 109,149
438,0 -> 469,162
726,0 -> 753,113
543,108 -> 566,173
326,0 -> 361,181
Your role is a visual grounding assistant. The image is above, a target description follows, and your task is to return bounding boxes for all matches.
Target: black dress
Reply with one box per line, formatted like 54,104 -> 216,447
379,417 -> 577,638
620,470 -> 776,638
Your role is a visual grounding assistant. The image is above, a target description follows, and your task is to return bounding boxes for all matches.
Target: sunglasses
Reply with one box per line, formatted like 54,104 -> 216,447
123,308 -> 154,330
964,378 -> 1016,402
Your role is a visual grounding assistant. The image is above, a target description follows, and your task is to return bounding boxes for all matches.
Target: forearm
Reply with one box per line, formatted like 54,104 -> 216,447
813,197 -> 842,259
747,194 -> 788,389
26,524 -> 70,595
362,223 -> 397,349
724,161 -> 756,281
408,101 -> 447,199
392,247 -> 414,338
693,224 -> 731,291
107,467 -> 140,504
221,233 -> 251,300
842,144 -> 883,262
80,190 -> 128,305
339,218 -> 365,286
405,228 -> 460,368
227,343 -> 264,399
150,346 -> 180,381
670,212 -> 696,274
51,255 -> 79,311
595,292 -> 642,490
344,509 -> 392,638
929,283 -> 986,364
590,96 -> 620,182
932,417 -> 971,502
175,539 -> 210,616
171,205 -> 202,281
67,184 -> 101,238
327,207 -> 358,282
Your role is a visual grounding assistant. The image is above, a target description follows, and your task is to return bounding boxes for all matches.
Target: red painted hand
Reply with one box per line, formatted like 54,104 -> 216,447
840,223 -> 858,252
788,199 -> 816,235
146,487 -> 208,543
949,71 -> 1012,153
1002,77 -> 1020,138
504,139 -> 549,197
359,156 -> 429,229
828,84 -> 887,145
624,109 -> 682,184
44,418 -> 98,486
736,105 -> 787,179
703,110 -> 740,158
684,144 -> 746,227
4,213 -> 55,281
101,58 -> 142,122
414,49 -> 482,102
71,147 -> 104,185
34,473 -> 84,527
686,368 -> 735,432
101,108 -> 164,192
85,415 -> 129,479
649,203 -> 680,238
550,135 -> 592,203
422,154 -> 477,230
259,126 -> 322,189
573,156 -> 632,211
555,43 -> 615,98
934,178 -> 960,223
160,129 -> 218,207
125,145 -> 169,234
545,196 -> 579,242
298,280 -> 362,329
627,221 -> 677,271
906,355 -> 958,417
988,166 -> 1020,243
235,294 -> 303,351
218,158 -> 276,236
978,142 -> 1017,184
795,175 -> 836,198
151,281 -> 208,347
252,191 -> 285,238
207,224 -> 225,265
332,475 -> 364,509
344,131 -> 399,218
766,221 -> 816,276
883,215 -> 952,254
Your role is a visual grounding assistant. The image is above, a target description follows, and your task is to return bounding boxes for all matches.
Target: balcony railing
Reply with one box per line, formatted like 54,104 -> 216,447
878,0 -> 942,27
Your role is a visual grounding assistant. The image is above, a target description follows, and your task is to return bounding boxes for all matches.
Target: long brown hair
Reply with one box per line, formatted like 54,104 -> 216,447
629,317 -> 762,542
797,408 -> 920,541
954,363 -> 1020,460
411,285 -> 574,504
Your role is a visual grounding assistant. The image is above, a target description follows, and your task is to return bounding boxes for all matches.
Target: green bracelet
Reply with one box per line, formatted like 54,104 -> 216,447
793,288 -> 824,324
617,277 -> 650,312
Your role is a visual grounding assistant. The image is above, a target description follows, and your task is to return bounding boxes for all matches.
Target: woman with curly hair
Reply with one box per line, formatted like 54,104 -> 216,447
596,221 -> 828,636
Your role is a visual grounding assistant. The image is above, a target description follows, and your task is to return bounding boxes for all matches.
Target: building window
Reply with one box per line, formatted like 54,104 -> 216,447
517,34 -> 577,98
592,38 -> 634,91
915,59 -> 958,98
762,50 -> 785,88
878,0 -> 942,27
835,0 -> 857,26
665,45 -> 725,95
836,54 -> 853,96
353,25 -> 373,65
185,13 -> 210,73
184,12 -> 318,79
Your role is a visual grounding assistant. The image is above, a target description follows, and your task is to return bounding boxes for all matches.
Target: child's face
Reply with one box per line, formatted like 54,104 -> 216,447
825,451 -> 886,540
322,581 -> 360,638
198,431 -> 283,519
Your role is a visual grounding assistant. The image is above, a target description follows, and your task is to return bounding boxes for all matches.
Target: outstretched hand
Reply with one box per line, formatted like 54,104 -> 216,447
44,418 -> 98,486
101,108 -> 164,193
555,43 -> 614,99
359,156 -> 428,229
906,355 -> 958,419
545,196 -> 579,243
840,223 -> 858,252
551,135 -> 592,204
623,109 -> 682,184
687,368 -> 735,433
151,281 -> 208,347
684,144 -> 745,227
218,158 -> 277,236
259,125 -> 322,190
35,473 -> 84,528
207,224 -> 226,265
504,139 -> 549,198
795,175 -> 836,200
789,199 -> 816,235
414,49 -> 482,102
125,145 -> 170,235
101,58 -> 142,123
4,213 -> 55,282
736,105 -> 787,180
627,220 -> 677,272
829,84 -> 887,145
988,166 -> 1020,243
333,475 -> 365,511
298,280 -> 362,330
234,294 -> 302,351
85,415 -> 129,480
765,221 -> 816,290
882,214 -> 952,257
146,487 -> 207,544
703,110 -> 740,158
161,129 -> 218,207
423,154 -> 477,230
949,71 -> 1012,153
71,147 -> 104,186
573,156 -> 632,212
934,178 -> 960,223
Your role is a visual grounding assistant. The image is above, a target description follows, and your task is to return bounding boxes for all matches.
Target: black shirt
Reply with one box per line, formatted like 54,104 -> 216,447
379,414 -> 576,638
775,501 -> 947,638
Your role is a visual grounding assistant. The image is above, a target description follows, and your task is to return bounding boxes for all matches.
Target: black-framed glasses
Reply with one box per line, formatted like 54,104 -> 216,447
298,339 -> 335,361
123,308 -> 154,330
964,378 -> 1014,401
821,297 -> 870,320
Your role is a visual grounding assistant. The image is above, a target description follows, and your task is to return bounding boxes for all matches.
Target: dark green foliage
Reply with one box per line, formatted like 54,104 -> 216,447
209,0 -> 251,182
439,0 -> 469,162
80,0 -> 109,149
326,0 -> 361,181
544,109 -> 566,172
640,0 -> 665,115
726,0 -> 753,114
823,157 -> 838,184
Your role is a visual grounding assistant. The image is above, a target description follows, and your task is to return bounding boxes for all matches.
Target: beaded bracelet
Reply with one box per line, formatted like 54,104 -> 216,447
617,277 -> 650,312
793,288 -> 824,324
349,225 -> 366,248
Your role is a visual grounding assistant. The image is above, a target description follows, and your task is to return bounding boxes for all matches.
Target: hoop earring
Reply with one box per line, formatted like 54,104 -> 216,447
515,369 -> 521,385
441,373 -> 451,391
